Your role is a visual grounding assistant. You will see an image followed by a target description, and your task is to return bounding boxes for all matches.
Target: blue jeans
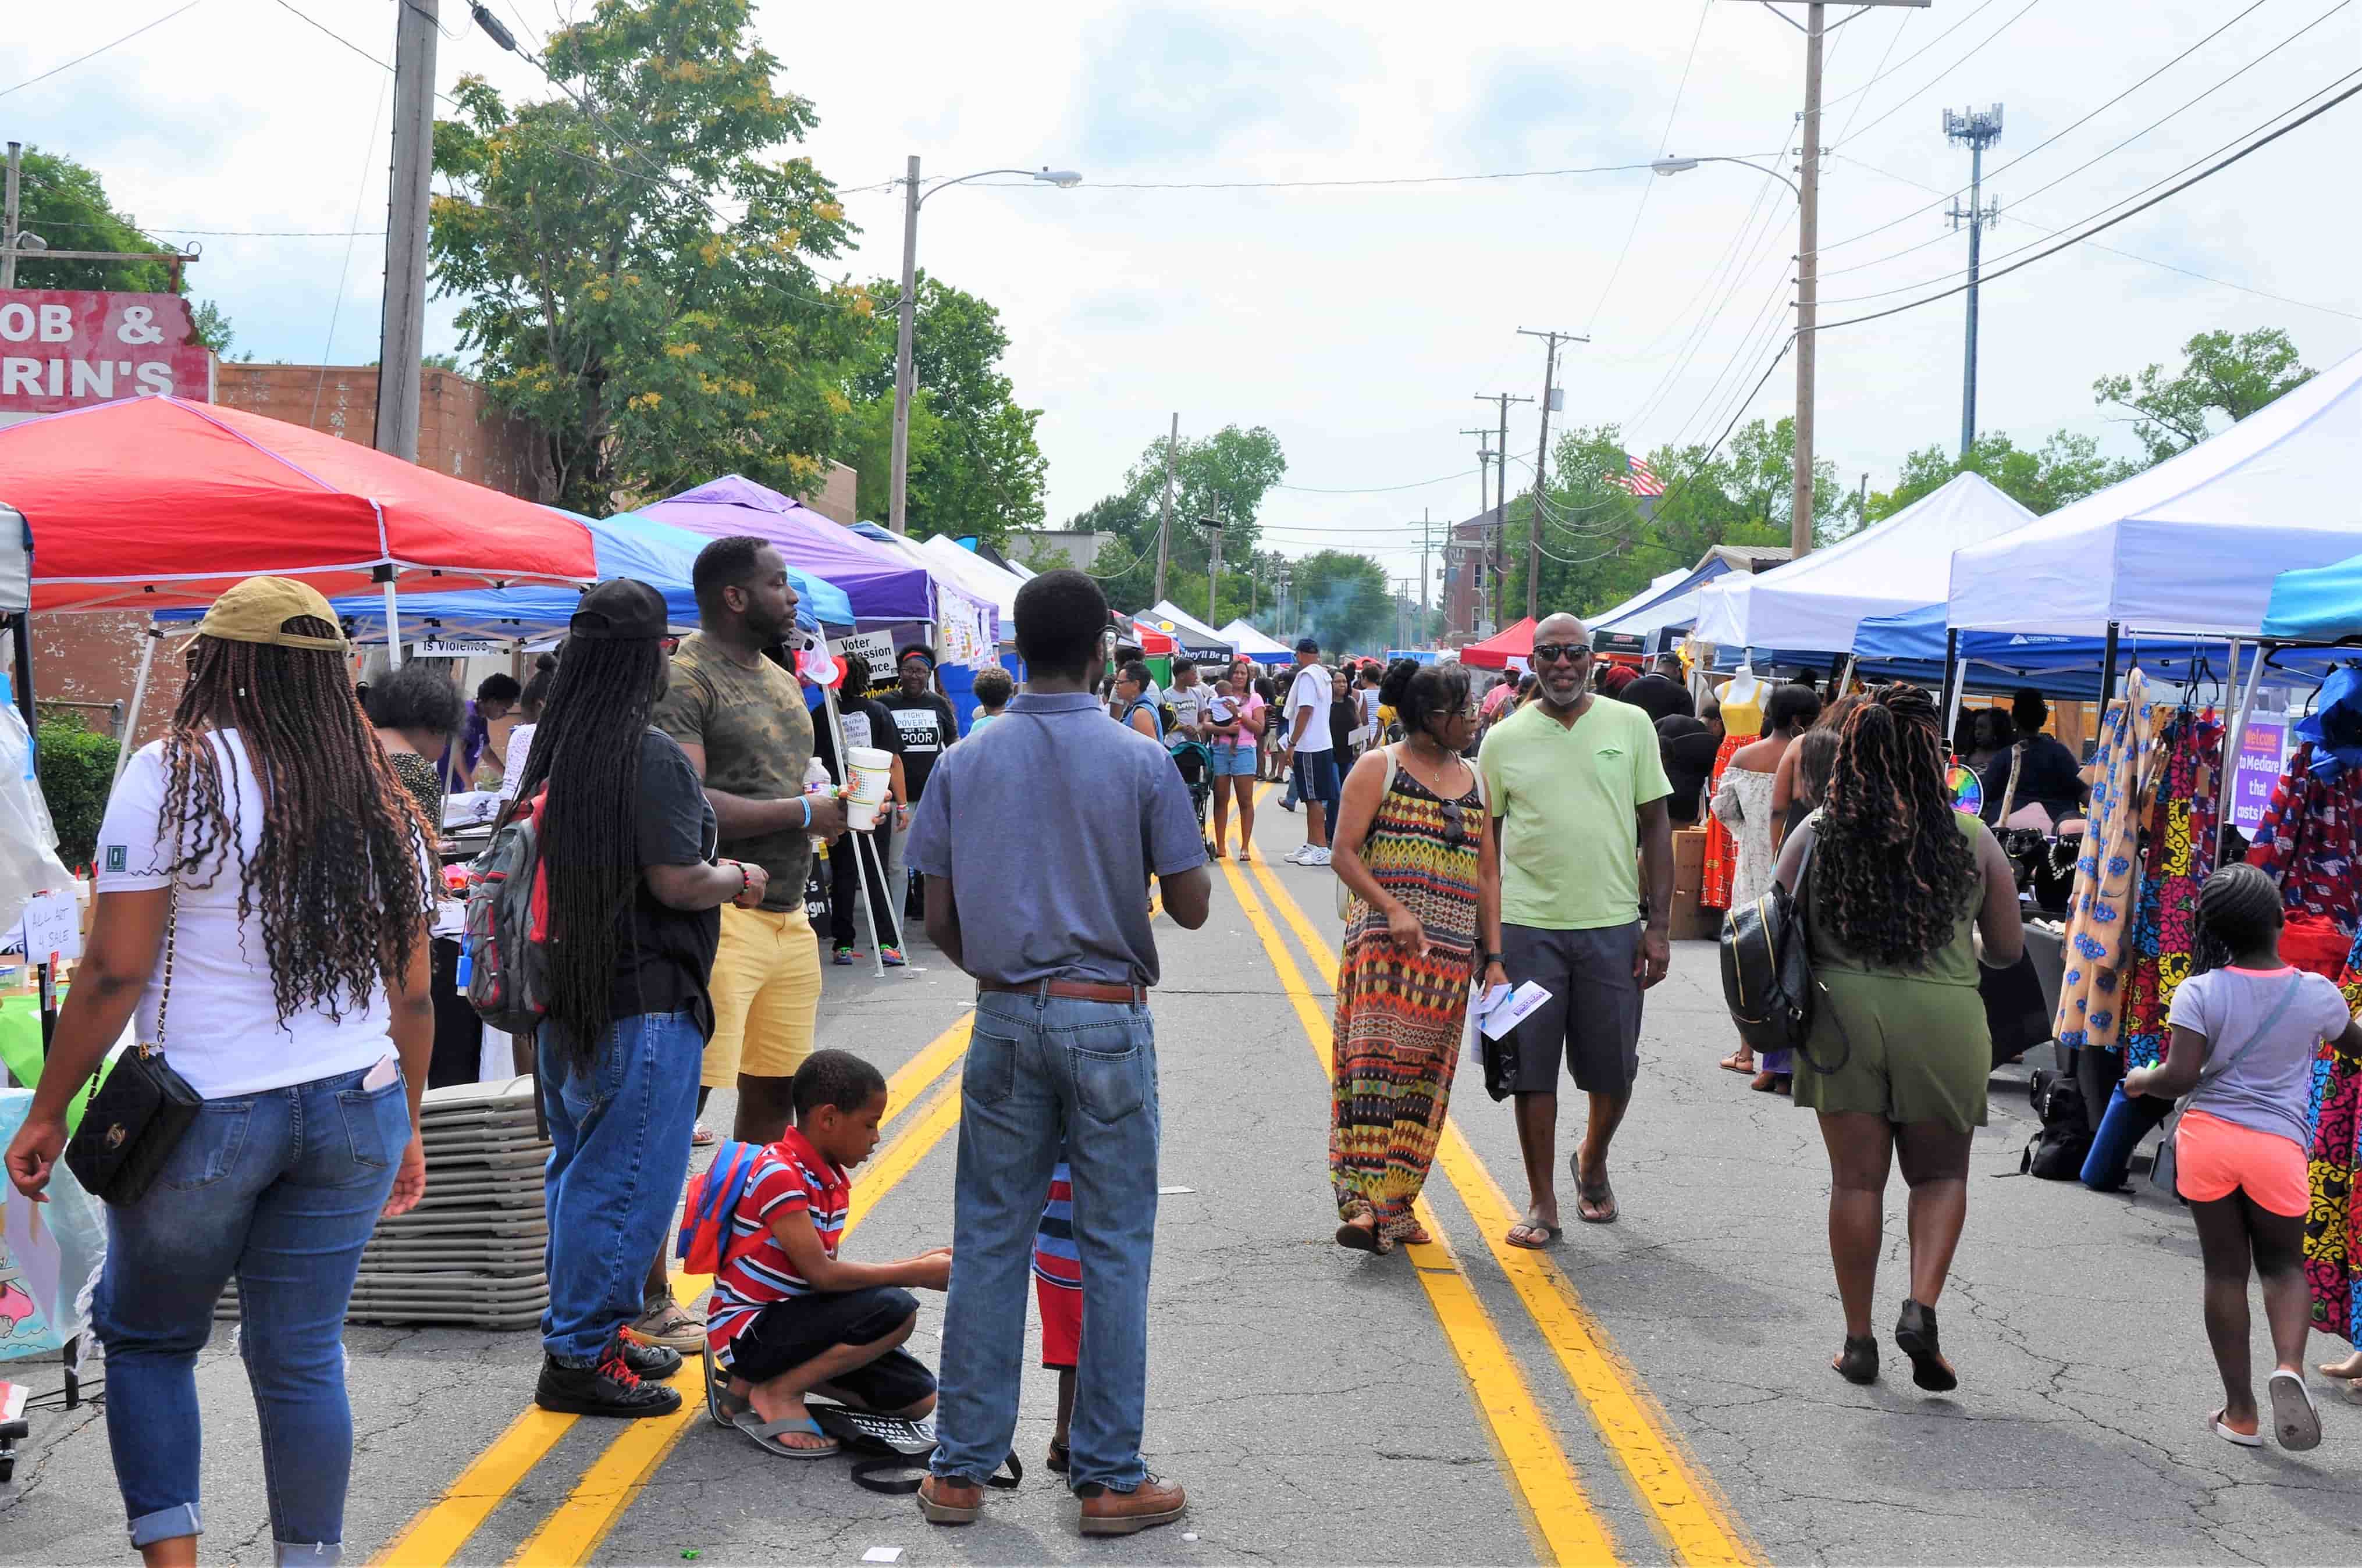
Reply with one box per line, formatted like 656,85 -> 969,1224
94,1061 -> 410,1563
931,991 -> 1160,1492
538,1006 -> 703,1364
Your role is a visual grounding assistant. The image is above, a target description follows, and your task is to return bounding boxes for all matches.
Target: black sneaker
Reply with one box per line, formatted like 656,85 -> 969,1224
536,1335 -> 684,1417
620,1339 -> 683,1380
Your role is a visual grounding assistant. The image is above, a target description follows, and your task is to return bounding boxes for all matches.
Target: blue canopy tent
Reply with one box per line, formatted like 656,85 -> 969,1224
2262,553 -> 2362,642
1851,604 -> 2347,700
159,509 -> 856,640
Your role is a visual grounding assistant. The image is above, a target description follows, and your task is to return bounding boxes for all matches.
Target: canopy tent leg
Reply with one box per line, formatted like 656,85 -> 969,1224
113,623 -> 162,784
2218,641 -> 2270,867
1939,629 -> 1963,746
381,570 -> 404,669
2098,621 -> 2121,710
821,682 -> 887,979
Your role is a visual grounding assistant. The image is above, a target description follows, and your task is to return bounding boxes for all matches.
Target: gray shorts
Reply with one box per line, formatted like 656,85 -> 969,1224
1501,921 -> 1644,1097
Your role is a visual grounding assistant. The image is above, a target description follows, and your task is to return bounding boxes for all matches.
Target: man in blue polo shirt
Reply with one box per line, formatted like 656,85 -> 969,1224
905,569 -> 1211,1538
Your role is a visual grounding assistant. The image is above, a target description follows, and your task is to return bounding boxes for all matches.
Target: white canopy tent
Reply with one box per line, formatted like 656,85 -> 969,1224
915,533 -> 1026,629
1221,619 -> 1292,658
1586,568 -> 1690,630
1693,473 -> 2037,655
1144,599 -> 1238,654
1947,347 -> 2362,638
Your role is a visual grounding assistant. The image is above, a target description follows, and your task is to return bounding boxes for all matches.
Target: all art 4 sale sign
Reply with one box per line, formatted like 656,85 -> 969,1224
0,288 -> 214,415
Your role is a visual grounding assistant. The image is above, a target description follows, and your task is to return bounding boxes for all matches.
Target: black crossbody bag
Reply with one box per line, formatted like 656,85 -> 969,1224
63,891 -> 201,1206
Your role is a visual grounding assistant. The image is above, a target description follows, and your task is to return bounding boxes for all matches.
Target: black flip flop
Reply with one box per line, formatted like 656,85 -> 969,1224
1504,1221 -> 1562,1249
1571,1154 -> 1618,1224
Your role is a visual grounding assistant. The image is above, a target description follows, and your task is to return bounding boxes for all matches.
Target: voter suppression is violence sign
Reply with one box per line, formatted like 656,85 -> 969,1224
0,289 -> 214,414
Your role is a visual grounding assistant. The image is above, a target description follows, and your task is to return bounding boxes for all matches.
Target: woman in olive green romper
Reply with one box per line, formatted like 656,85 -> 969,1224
1773,685 -> 2023,1392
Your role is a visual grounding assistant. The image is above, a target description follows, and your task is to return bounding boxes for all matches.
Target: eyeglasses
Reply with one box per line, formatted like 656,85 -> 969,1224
1531,643 -> 1589,665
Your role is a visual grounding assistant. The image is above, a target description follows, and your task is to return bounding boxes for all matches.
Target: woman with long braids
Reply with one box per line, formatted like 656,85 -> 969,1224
511,579 -> 772,1420
1772,683 -> 2023,1391
5,577 -> 437,1567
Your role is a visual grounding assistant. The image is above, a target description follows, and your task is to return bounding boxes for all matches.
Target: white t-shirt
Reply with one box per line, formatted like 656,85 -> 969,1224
498,722 -> 538,802
1286,664 -> 1333,753
1165,682 -> 1207,749
96,732 -> 434,1099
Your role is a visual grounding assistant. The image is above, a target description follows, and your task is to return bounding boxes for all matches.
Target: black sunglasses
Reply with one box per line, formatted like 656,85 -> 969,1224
1531,643 -> 1589,664
1440,798 -> 1467,850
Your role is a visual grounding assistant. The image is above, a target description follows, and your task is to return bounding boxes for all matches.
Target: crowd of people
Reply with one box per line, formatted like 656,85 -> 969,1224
5,555 -> 2356,1563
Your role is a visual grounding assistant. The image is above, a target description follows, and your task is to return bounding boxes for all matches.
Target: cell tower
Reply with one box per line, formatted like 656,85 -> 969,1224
1944,104 -> 2004,459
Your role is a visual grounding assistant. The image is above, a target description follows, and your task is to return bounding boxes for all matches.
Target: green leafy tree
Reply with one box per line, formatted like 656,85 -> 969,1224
428,0 -> 859,512
1279,550 -> 1392,654
1070,425 -> 1288,612
1865,430 -> 2136,522
34,714 -> 119,869
838,273 -> 1045,545
2093,327 -> 2313,466
12,147 -> 234,351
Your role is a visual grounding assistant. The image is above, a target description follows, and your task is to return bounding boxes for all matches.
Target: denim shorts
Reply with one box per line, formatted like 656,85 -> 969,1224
1208,746 -> 1257,777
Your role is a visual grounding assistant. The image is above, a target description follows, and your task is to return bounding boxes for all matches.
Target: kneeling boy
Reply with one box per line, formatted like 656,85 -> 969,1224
707,1049 -> 952,1456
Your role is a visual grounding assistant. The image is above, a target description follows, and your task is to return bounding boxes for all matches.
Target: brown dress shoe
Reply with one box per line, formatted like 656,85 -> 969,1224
916,1474 -> 984,1525
1076,1473 -> 1187,1536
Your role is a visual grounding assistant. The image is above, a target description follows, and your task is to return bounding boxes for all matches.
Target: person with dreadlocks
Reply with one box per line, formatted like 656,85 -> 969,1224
1772,683 -> 2023,1393
515,579 -> 772,1420
2123,863 -> 2361,1452
4,576 -> 437,1567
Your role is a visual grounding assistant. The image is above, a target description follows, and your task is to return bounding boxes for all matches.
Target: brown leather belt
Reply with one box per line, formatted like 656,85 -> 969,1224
978,979 -> 1148,1005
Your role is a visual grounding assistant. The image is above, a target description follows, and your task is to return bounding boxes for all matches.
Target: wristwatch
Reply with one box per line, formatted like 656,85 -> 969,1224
1479,950 -> 1503,970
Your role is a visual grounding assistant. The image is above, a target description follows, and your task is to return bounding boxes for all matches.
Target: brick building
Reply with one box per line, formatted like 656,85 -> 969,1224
1440,505 -> 1503,643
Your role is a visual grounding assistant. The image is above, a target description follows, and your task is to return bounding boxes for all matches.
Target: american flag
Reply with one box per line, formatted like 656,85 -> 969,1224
1605,452 -> 1664,497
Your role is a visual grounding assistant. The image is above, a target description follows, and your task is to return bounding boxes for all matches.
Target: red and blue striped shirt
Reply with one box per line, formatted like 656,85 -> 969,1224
705,1128 -> 851,1368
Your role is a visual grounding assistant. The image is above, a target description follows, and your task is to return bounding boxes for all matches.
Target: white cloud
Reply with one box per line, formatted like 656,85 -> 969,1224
4,0 -> 2354,580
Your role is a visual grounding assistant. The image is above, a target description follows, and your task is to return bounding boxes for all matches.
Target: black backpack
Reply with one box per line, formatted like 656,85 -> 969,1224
1720,842 -> 1820,1060
2020,1068 -> 2092,1180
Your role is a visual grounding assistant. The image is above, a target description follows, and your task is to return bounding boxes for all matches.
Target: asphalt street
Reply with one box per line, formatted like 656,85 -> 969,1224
5,786 -> 2361,1565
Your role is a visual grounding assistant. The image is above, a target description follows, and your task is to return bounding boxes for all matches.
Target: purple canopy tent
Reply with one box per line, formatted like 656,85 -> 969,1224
631,474 -> 932,626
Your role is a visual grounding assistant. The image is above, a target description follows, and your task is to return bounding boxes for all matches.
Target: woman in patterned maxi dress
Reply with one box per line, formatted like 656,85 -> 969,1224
1326,662 -> 1506,1252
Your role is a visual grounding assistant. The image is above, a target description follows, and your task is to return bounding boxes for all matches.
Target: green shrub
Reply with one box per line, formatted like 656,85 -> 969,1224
35,715 -> 120,870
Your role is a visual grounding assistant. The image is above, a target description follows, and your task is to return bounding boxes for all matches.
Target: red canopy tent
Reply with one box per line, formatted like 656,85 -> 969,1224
1458,616 -> 1535,669
0,396 -> 597,614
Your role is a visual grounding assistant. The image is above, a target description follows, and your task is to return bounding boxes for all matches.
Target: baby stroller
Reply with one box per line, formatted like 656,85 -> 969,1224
1169,738 -> 1215,853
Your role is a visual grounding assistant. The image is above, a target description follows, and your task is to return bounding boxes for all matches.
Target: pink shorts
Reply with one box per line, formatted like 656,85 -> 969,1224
2173,1109 -> 2309,1217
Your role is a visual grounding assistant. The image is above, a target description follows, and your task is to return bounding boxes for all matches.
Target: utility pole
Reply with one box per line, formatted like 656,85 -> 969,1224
1458,427 -> 1497,638
1276,560 -> 1292,639
1154,412 -> 1178,604
1791,1 -> 1824,562
1516,330 -> 1585,622
1416,508 -> 1436,635
2,144 -> 19,289
888,155 -> 922,532
1201,514 -> 1223,629
375,0 -> 439,461
1474,393 -> 1529,633
1945,104 -> 2005,458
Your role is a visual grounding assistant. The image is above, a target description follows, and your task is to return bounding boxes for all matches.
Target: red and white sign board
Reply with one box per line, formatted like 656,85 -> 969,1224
0,288 -> 214,415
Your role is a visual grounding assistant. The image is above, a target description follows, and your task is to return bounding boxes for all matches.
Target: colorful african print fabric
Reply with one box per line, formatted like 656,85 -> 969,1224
2119,710 -> 2222,1070
1330,763 -> 1481,1242
2246,743 -> 2362,934
1699,732 -> 1746,910
2056,676 -> 2161,1053
2309,929 -> 2362,1345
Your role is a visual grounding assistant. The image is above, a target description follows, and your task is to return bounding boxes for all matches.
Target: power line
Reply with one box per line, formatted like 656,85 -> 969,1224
0,1 -> 205,99
266,0 -> 460,106
1829,5 -> 1914,147
1582,0 -> 1712,335
1819,0 -> 2001,110
1816,67 -> 2362,309
1834,151 -> 2362,322
1816,0 -> 2288,258
1816,75 -> 2362,336
858,155 -> 1785,196
1272,469 -> 1477,496
1828,0 -> 2051,152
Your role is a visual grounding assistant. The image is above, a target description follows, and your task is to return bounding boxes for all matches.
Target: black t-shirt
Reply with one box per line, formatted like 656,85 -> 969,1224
1657,717 -> 1720,826
813,693 -> 903,787
1980,732 -> 2087,825
879,690 -> 960,799
1620,673 -> 1695,724
616,729 -> 721,1034
1328,693 -> 1354,756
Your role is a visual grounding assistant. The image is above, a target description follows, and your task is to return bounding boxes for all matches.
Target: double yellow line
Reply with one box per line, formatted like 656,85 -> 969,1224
374,1021 -> 974,1568
1225,793 -> 1758,1567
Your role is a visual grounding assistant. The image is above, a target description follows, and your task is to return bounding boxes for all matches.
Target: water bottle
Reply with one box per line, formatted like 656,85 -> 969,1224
804,757 -> 832,854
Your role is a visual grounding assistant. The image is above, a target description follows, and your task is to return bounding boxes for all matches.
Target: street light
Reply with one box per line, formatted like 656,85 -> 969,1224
1652,151 -> 1814,558
890,161 -> 1082,533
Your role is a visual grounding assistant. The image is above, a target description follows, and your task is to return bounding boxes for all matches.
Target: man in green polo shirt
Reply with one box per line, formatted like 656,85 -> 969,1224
1478,612 -> 1673,1247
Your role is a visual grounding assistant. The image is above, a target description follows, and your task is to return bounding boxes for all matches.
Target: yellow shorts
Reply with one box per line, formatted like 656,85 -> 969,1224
701,904 -> 822,1089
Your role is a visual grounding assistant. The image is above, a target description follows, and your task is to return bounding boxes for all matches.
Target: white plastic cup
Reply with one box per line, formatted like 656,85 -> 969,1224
844,745 -> 892,830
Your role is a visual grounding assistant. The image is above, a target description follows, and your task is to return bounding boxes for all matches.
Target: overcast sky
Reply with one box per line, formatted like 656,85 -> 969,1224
6,0 -> 2358,581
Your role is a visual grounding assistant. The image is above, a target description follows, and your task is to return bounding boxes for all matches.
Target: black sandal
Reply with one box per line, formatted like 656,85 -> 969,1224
1833,1335 -> 1879,1385
1895,1299 -> 1958,1392
1047,1438 -> 1069,1475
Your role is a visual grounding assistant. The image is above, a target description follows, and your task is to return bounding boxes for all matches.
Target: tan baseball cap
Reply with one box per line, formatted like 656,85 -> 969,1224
192,576 -> 350,651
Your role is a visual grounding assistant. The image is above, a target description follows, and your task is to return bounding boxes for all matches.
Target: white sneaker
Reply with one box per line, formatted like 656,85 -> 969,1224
1304,847 -> 1332,867
1285,845 -> 1317,865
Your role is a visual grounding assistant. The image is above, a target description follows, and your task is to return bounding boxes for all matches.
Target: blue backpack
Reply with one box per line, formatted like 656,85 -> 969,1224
675,1140 -> 767,1275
